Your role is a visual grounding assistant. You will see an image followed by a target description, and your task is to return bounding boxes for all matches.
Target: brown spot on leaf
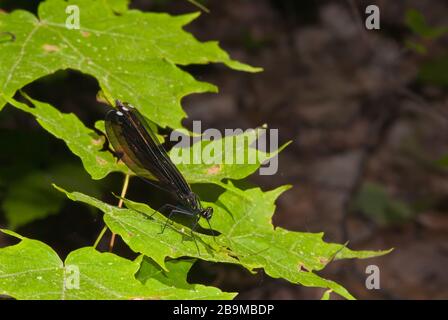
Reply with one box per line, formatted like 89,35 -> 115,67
81,31 -> 91,37
42,44 -> 60,52
92,136 -> 105,146
298,263 -> 310,272
96,156 -> 108,166
207,164 -> 222,175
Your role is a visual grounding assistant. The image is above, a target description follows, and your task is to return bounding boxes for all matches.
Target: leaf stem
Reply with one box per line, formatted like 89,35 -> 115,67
186,0 -> 210,13
108,174 -> 131,252
93,174 -> 131,250
93,226 -> 107,249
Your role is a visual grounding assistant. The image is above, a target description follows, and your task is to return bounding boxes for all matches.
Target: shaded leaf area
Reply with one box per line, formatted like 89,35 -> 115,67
0,0 -> 259,128
0,123 -> 104,228
435,154 -> 448,167
2,163 -> 102,229
353,182 -> 414,225
404,9 -> 448,84
2,171 -> 62,229
56,182 -> 391,300
0,229 -> 234,300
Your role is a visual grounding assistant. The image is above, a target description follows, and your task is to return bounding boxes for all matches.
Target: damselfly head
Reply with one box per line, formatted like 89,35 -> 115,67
201,207 -> 213,220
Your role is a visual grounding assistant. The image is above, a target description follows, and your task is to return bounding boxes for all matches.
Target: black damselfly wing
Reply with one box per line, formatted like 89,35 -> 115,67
105,100 -> 199,210
105,100 -> 215,252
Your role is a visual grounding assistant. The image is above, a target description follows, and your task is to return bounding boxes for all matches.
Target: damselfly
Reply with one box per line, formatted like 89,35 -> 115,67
105,100 -> 214,251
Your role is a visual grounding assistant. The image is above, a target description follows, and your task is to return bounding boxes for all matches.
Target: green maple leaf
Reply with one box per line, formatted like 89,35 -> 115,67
207,181 -> 391,299
54,185 -> 239,269
0,0 -> 260,128
2,170 -> 64,229
56,182 -> 391,300
171,127 -> 290,183
0,229 -> 234,300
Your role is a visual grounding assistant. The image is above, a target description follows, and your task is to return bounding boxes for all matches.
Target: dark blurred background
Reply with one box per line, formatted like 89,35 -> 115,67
0,0 -> 447,299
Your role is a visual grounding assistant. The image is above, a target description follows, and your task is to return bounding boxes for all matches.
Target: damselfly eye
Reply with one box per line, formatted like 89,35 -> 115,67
114,111 -> 125,124
202,207 -> 213,220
